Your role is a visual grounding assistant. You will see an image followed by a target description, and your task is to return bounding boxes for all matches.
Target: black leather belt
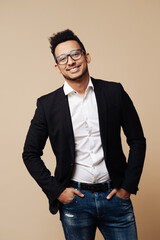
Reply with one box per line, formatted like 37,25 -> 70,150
70,180 -> 112,192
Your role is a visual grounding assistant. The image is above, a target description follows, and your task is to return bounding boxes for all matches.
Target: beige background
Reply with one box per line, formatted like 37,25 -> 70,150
1,0 -> 160,239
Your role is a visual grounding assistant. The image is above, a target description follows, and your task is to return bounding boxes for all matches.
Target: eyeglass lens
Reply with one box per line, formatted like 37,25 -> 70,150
57,49 -> 83,65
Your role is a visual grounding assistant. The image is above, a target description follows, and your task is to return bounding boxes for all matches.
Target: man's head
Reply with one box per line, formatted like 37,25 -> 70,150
49,29 -> 91,82
49,29 -> 86,60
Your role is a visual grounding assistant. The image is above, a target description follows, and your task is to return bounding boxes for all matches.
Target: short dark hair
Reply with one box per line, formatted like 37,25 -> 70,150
49,29 -> 86,61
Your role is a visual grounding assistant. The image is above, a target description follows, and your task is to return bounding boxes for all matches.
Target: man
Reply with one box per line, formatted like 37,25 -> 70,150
23,29 -> 146,240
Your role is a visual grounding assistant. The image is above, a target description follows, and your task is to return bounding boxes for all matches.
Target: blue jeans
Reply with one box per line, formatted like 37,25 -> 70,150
59,182 -> 138,240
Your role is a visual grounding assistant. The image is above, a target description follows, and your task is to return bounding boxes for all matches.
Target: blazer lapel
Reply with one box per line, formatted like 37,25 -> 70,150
92,78 -> 108,152
59,88 -> 75,160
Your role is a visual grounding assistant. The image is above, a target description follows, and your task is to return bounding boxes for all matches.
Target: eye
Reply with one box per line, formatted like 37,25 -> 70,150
58,55 -> 67,63
71,50 -> 81,58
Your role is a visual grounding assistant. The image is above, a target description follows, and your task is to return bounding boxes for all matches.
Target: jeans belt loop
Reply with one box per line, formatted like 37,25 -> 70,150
107,180 -> 111,191
78,182 -> 81,189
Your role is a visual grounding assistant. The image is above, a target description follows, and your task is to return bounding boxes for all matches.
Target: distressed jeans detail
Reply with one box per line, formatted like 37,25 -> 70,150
59,183 -> 138,240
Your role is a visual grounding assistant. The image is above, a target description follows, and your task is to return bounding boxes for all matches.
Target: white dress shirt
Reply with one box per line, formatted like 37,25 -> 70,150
63,78 -> 110,183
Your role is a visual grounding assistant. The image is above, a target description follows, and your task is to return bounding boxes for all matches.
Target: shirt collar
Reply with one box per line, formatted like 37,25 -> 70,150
63,77 -> 94,96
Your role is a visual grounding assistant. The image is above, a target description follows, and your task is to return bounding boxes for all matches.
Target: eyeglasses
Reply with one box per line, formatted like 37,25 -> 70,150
56,49 -> 85,65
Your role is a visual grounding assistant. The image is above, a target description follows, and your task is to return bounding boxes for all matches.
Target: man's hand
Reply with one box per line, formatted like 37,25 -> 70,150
57,188 -> 84,204
106,188 -> 130,200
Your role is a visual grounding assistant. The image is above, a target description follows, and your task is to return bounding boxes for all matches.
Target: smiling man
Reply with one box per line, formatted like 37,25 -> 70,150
23,29 -> 146,240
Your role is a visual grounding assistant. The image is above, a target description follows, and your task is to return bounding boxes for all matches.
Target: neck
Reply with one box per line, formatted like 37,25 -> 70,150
65,72 -> 90,96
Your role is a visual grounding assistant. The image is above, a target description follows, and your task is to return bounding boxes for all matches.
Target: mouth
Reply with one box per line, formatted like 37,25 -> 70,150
67,65 -> 81,73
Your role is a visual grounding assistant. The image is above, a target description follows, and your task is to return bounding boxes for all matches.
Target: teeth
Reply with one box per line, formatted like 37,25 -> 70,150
70,67 -> 78,73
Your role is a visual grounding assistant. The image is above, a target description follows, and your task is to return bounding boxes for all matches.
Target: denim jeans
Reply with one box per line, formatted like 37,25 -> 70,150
59,182 -> 138,240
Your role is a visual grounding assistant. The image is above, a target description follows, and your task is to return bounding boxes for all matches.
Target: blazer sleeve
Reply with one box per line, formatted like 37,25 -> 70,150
120,84 -> 146,194
22,98 -> 65,213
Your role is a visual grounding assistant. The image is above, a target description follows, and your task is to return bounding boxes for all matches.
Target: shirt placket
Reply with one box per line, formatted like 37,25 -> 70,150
82,91 -> 98,183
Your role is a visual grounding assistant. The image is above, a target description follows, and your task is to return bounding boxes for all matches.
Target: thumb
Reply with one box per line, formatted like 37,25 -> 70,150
72,189 -> 84,197
106,188 -> 117,200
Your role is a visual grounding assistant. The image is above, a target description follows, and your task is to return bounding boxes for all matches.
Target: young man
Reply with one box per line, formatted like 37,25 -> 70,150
23,29 -> 146,240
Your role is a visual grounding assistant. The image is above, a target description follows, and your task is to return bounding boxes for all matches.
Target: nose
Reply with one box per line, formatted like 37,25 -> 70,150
67,55 -> 75,65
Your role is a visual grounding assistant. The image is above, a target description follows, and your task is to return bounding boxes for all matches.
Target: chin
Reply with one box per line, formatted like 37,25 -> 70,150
68,75 -> 82,81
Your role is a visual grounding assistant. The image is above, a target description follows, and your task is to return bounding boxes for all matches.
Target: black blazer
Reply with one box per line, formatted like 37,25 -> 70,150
22,78 -> 146,214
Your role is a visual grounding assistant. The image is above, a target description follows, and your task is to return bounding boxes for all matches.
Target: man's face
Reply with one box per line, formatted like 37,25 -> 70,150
54,40 -> 91,81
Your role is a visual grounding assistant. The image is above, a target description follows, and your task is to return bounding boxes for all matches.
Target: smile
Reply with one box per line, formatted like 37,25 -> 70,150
67,65 -> 81,73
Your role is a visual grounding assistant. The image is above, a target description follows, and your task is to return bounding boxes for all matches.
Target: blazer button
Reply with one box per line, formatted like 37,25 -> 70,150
71,163 -> 74,166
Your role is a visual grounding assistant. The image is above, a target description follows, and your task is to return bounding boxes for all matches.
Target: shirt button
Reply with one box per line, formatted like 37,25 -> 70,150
88,130 -> 91,136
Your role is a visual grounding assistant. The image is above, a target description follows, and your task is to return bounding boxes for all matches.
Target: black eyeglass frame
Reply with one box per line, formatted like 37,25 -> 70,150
56,49 -> 85,65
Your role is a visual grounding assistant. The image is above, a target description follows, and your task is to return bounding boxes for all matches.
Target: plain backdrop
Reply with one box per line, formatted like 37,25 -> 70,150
1,0 -> 160,239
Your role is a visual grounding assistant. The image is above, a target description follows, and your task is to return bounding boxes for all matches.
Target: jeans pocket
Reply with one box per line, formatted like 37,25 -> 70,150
114,194 -> 130,201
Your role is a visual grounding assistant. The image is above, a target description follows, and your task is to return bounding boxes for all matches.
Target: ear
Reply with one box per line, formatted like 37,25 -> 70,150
55,64 -> 61,74
85,53 -> 91,64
